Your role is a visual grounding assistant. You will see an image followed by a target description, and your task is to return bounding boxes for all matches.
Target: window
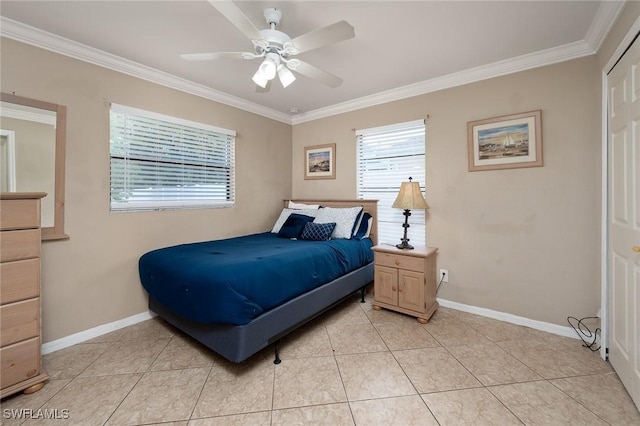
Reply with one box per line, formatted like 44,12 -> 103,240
109,104 -> 235,211
356,119 -> 426,245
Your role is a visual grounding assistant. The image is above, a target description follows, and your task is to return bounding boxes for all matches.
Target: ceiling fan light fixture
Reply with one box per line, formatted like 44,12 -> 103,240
277,64 -> 296,88
258,58 -> 277,80
252,69 -> 269,88
256,52 -> 280,81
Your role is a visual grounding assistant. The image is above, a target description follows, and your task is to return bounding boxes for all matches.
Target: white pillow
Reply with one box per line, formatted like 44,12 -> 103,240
287,201 -> 320,209
313,206 -> 363,239
271,208 -> 318,233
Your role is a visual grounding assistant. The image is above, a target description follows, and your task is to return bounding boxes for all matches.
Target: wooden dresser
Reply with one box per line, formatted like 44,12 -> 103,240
1,192 -> 48,398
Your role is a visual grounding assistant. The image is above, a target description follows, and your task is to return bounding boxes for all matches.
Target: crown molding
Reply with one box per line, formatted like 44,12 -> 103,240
291,39 -> 594,124
0,101 -> 57,126
0,17 -> 291,124
584,0 -> 626,52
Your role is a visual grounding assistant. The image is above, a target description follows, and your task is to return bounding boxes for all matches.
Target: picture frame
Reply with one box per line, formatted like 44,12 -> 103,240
304,143 -> 336,180
467,110 -> 542,172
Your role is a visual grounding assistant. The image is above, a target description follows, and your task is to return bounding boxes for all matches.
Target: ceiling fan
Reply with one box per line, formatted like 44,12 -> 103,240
181,1 -> 355,90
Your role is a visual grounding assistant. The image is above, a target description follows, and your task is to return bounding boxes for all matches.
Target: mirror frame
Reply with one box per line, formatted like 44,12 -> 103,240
1,93 -> 68,241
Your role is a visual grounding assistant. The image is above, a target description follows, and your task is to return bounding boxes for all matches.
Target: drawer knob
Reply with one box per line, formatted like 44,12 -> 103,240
395,259 -> 400,266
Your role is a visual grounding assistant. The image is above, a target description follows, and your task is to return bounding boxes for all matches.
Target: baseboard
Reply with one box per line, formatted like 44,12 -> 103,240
41,300 -> 581,355
41,311 -> 156,355
437,298 -> 581,340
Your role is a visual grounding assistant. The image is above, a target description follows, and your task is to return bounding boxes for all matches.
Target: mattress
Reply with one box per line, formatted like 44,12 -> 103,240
139,232 -> 374,325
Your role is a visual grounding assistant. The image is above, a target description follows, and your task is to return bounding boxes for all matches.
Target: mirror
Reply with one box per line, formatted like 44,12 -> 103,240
0,93 -> 67,240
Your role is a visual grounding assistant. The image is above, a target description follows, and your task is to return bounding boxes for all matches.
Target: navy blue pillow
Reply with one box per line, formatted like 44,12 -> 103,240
353,212 -> 373,239
301,222 -> 336,241
278,213 -> 315,239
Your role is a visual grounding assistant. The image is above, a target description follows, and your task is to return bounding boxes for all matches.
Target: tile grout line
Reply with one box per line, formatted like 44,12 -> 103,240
546,377 -> 614,425
100,331 -> 173,425
327,320 -> 356,426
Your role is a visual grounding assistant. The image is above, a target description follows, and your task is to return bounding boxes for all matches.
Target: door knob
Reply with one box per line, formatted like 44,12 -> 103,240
633,246 -> 640,253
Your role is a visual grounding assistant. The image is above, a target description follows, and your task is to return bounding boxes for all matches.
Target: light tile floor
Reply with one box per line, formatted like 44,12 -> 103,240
2,293 -> 639,425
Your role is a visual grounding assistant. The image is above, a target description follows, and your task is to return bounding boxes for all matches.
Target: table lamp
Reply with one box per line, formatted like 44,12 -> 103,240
391,177 -> 429,250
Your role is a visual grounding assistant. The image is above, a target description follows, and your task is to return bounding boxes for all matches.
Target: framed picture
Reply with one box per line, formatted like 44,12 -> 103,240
467,110 -> 542,171
304,143 -> 336,180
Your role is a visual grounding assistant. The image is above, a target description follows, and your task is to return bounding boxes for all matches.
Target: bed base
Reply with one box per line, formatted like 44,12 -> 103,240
149,262 -> 373,364
271,285 -> 367,364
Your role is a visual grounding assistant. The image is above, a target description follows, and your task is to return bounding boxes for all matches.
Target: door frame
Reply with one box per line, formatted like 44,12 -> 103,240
0,129 -> 16,192
600,15 -> 640,361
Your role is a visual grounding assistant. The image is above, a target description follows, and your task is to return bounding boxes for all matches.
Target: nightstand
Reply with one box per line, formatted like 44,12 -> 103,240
371,245 -> 438,323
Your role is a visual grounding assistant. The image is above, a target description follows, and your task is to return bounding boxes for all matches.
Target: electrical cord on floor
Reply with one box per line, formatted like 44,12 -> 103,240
436,272 -> 445,294
567,316 -> 601,351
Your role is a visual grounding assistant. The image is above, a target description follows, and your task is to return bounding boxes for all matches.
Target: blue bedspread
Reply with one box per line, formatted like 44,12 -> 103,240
139,233 -> 373,325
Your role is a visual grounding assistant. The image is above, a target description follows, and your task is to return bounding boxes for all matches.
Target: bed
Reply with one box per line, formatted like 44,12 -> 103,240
140,199 -> 378,363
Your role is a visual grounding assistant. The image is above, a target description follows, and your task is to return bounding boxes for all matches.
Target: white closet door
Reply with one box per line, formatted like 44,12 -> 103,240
608,33 -> 640,411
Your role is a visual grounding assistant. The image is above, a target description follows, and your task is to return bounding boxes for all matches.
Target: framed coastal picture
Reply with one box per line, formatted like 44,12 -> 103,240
467,110 -> 542,171
304,143 -> 336,179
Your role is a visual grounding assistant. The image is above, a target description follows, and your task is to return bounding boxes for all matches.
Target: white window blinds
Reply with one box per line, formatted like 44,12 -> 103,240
110,104 -> 235,211
356,119 -> 426,246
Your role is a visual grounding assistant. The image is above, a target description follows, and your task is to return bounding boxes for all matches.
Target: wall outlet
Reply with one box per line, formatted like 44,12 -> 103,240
439,269 -> 449,283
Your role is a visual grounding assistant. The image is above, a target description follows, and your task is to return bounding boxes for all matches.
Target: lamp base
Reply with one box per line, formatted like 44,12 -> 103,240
396,240 -> 414,250
396,209 -> 414,250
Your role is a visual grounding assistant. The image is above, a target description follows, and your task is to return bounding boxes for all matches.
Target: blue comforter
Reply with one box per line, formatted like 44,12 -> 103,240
139,232 -> 373,325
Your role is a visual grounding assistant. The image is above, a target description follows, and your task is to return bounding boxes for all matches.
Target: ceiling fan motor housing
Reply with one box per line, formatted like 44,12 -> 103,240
259,29 -> 292,50
263,8 -> 282,27
255,8 -> 298,58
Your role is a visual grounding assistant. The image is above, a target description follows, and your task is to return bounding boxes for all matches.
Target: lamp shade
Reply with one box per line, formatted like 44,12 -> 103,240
392,180 -> 429,210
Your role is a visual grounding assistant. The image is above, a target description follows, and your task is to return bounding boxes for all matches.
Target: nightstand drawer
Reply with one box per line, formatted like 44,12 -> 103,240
0,299 -> 40,346
0,258 -> 40,305
375,252 -> 424,272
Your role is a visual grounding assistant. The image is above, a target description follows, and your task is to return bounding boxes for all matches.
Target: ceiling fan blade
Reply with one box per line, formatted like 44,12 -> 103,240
290,21 -> 355,54
180,52 -> 249,61
293,61 -> 343,88
208,0 -> 262,41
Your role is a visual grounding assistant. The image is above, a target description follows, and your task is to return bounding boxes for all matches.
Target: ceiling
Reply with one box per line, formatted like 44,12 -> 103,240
0,1 -> 625,124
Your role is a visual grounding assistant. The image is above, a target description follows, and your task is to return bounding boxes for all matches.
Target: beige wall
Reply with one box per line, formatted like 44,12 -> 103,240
293,56 -> 601,326
0,38 -> 293,342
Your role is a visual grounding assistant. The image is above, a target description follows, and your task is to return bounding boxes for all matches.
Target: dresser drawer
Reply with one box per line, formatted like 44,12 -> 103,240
0,229 -> 40,262
0,258 -> 40,305
375,252 -> 424,272
0,338 -> 40,390
0,298 -> 40,347
0,199 -> 40,231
